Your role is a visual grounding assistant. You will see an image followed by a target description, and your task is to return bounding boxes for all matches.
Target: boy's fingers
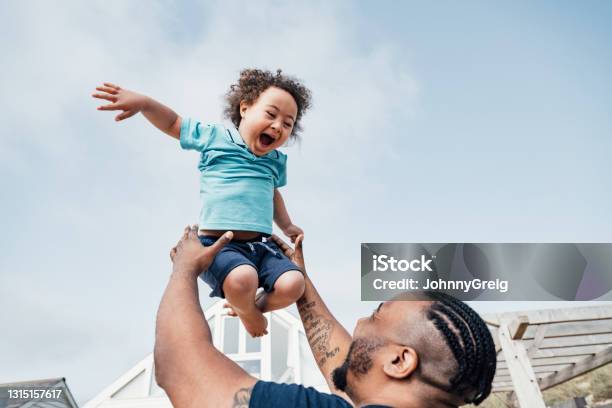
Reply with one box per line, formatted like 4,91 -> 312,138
115,110 -> 136,121
294,234 -> 304,256
97,103 -> 119,111
96,86 -> 118,95
103,82 -> 121,90
270,234 -> 293,256
92,93 -> 117,102
269,234 -> 285,249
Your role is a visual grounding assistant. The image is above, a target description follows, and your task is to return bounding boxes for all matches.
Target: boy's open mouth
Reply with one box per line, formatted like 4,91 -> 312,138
259,133 -> 276,147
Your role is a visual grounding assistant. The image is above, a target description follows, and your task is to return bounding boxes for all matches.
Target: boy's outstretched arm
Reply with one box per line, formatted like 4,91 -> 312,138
273,189 -> 303,242
270,235 -> 353,404
155,226 -> 257,408
92,83 -> 182,139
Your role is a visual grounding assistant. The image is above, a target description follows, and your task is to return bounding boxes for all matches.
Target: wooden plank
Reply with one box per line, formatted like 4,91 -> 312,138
528,345 -> 609,358
497,356 -> 583,369
522,333 -> 612,349
503,306 -> 612,326
492,381 -> 515,388
495,372 -> 556,381
497,344 -> 610,363
527,325 -> 548,356
482,314 -> 500,327
498,319 -> 546,407
497,364 -> 568,375
491,387 -> 514,392
531,356 -> 583,367
498,371 -> 554,379
538,346 -> 612,390
510,315 -> 530,340
522,319 -> 612,339
496,371 -> 556,380
490,327 -> 502,354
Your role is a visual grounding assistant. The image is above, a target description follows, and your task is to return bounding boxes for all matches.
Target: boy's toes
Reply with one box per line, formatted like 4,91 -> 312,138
241,313 -> 268,338
223,302 -> 238,317
253,328 -> 268,338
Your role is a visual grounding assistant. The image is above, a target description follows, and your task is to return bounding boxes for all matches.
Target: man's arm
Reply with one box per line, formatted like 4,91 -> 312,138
270,235 -> 353,401
93,82 -> 182,139
155,227 -> 257,408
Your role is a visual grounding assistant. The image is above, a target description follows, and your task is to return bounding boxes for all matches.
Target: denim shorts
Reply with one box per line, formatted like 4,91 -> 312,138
198,235 -> 301,298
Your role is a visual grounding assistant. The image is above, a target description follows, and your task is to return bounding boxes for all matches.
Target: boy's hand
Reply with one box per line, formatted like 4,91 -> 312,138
282,224 -> 304,243
92,83 -> 149,122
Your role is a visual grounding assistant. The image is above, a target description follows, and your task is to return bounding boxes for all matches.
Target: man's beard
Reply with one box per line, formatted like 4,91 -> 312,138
331,359 -> 350,392
331,337 -> 385,393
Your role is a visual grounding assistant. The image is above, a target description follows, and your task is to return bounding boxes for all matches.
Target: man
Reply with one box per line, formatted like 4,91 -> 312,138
155,226 -> 497,407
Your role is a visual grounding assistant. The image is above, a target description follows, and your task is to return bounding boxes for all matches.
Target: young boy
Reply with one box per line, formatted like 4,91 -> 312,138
93,69 -> 312,336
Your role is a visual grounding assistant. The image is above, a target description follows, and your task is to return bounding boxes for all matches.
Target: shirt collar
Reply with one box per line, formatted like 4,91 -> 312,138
227,126 -> 246,146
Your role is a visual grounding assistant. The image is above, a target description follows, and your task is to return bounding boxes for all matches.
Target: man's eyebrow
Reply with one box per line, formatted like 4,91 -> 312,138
266,104 -> 295,121
376,302 -> 384,313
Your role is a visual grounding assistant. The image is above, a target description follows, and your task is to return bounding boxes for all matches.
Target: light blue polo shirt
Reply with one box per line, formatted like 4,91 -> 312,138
180,118 -> 287,235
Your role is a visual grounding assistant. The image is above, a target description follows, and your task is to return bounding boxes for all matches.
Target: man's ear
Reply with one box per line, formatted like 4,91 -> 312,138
383,346 -> 418,379
239,100 -> 250,118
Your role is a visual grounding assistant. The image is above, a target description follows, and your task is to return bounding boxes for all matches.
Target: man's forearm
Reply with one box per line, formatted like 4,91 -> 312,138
297,274 -> 352,384
141,96 -> 182,139
156,229 -> 258,408
154,267 -> 212,392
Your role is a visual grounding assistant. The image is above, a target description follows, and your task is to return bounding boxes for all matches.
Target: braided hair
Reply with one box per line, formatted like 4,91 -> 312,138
424,291 -> 497,405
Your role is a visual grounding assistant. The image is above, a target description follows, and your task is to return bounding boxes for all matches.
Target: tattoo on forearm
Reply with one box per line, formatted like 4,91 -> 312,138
297,299 -> 341,367
232,387 -> 252,408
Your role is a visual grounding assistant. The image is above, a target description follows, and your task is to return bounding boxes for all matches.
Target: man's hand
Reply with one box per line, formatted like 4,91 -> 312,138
271,233 -> 305,271
92,83 -> 149,122
170,226 -> 233,278
282,224 -> 304,244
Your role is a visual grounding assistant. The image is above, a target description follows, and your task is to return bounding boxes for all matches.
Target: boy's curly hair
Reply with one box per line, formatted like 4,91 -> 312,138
224,68 -> 312,138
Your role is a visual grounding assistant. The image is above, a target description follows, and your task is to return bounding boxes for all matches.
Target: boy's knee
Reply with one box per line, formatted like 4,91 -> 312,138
274,270 -> 305,299
223,265 -> 258,295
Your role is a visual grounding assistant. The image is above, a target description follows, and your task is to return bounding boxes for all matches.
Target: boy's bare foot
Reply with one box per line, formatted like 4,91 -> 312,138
223,292 -> 268,337
235,307 -> 268,337
224,290 -> 267,317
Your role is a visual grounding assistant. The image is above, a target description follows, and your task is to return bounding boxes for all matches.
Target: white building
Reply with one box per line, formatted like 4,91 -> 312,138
84,301 -> 328,408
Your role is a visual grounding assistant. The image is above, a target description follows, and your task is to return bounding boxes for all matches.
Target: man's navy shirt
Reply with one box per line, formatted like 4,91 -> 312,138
250,381 -> 392,408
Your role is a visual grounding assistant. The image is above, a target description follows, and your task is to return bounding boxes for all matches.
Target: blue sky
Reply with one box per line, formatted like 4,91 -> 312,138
1,0 -> 611,403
